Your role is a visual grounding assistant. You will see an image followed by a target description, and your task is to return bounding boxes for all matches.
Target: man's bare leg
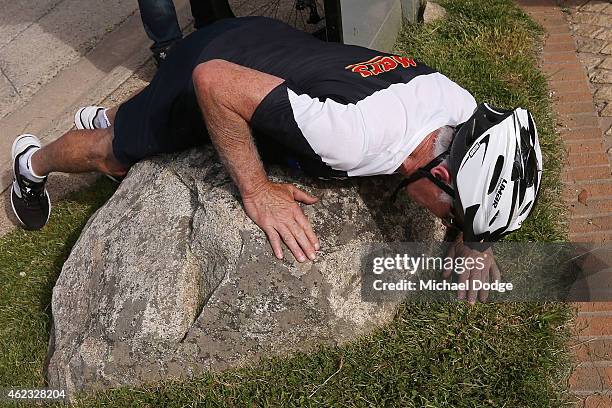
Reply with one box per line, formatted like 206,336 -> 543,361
106,107 -> 117,124
32,103 -> 123,178
29,127 -> 128,178
11,100 -> 132,229
10,126 -> 128,230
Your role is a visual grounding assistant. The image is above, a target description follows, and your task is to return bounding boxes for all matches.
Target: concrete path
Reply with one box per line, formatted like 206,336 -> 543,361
0,0 -> 192,235
518,1 -> 612,407
0,0 -> 136,119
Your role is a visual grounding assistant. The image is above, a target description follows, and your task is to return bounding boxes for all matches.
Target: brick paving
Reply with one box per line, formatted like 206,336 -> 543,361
517,0 -> 612,406
563,1 -> 612,150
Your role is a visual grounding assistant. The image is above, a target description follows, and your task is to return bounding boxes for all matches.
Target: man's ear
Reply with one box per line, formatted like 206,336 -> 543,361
430,163 -> 451,184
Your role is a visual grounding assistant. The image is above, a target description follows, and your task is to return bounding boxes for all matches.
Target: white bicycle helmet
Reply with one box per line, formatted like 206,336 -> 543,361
450,103 -> 542,242
393,103 -> 543,243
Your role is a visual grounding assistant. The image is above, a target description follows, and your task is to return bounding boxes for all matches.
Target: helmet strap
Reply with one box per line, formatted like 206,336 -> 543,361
391,150 -> 456,202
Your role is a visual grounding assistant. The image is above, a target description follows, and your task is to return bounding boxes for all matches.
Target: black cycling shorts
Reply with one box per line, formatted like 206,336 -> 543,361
112,19 -> 245,166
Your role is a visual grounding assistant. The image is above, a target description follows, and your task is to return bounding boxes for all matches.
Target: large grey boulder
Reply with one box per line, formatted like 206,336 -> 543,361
46,147 -> 443,395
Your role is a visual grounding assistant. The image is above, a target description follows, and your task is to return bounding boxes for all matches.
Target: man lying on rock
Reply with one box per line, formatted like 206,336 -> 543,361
9,16 -> 542,303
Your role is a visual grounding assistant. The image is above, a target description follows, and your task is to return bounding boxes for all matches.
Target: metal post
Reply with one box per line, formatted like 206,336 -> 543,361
401,0 -> 425,23
324,0 -> 343,43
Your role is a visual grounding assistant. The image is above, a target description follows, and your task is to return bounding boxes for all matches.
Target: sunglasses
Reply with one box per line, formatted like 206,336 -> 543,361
441,206 -> 464,231
391,149 -> 463,231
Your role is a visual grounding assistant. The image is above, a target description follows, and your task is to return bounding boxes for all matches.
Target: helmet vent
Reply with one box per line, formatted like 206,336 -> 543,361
519,178 -> 527,204
488,155 -> 505,194
519,201 -> 532,216
512,144 -> 523,181
489,210 -> 500,226
465,118 -> 477,146
527,113 -> 536,144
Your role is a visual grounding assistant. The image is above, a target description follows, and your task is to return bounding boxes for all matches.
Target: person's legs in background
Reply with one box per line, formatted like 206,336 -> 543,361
138,0 -> 236,65
190,0 -> 235,29
137,0 -> 183,65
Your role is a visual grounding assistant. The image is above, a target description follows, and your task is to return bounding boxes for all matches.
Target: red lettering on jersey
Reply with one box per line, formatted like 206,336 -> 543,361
346,55 -> 417,77
392,55 -> 417,68
370,61 -> 385,75
350,64 -> 372,77
380,56 -> 398,71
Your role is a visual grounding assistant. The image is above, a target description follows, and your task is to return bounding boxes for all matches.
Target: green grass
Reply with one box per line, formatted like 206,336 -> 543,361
0,179 -> 117,389
0,0 -> 573,406
73,304 -> 573,408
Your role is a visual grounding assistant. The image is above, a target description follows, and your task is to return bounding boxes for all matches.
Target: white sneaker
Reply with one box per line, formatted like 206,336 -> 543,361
10,134 -> 51,230
74,106 -> 108,130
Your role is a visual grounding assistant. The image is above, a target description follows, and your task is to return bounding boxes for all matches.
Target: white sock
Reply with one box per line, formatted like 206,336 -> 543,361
93,109 -> 110,129
18,147 -> 45,182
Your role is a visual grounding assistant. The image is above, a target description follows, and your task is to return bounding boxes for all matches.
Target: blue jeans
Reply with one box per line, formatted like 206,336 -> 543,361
137,0 -> 235,53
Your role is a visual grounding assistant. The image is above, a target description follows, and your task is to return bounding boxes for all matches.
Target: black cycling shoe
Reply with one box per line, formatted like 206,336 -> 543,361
153,45 -> 174,67
10,135 -> 51,230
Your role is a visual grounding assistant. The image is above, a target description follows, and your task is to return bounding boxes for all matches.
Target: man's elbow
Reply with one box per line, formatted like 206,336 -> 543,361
192,59 -> 230,95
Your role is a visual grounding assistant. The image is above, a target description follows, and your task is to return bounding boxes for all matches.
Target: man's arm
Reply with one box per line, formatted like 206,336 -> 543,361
192,59 -> 319,262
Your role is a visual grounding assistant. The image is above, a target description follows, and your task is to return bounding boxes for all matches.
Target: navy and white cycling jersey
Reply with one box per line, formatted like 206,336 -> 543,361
114,17 -> 477,176
193,17 -> 477,177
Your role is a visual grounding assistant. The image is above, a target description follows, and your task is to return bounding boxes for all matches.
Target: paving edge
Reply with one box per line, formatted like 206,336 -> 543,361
0,0 -> 192,237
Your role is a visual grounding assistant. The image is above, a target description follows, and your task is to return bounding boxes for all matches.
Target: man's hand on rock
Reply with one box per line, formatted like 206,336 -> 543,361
242,181 -> 320,262
443,234 -> 501,304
